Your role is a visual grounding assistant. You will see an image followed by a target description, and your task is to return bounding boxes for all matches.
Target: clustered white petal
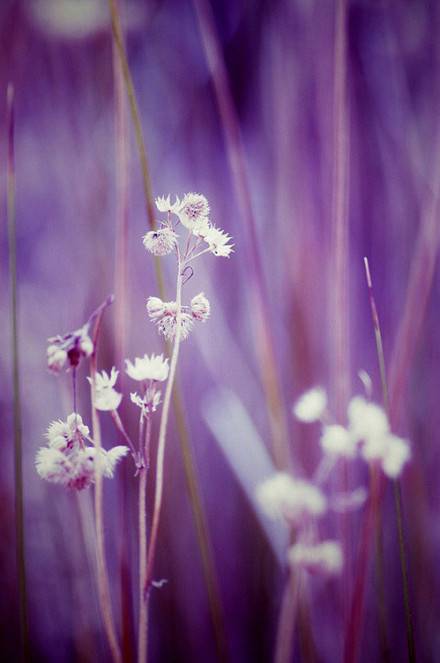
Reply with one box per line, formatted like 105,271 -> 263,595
190,293 -> 210,321
203,226 -> 234,257
176,192 -> 210,229
146,295 -> 210,341
47,324 -> 94,373
87,367 -> 122,411
36,413 -> 128,490
125,354 -> 169,382
288,541 -> 343,575
130,387 -> 162,415
142,228 -> 178,256
320,424 -> 356,458
256,472 -> 327,523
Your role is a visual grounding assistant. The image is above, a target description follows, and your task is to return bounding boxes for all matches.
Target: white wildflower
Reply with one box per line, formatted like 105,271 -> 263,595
381,436 -> 411,478
176,192 -> 210,229
46,413 -> 89,450
94,446 -> 130,478
157,312 -> 194,341
293,387 -> 327,423
146,296 -> 167,320
87,367 -> 122,411
256,472 -> 327,523
142,228 -> 178,256
347,396 -> 389,441
203,225 -> 234,257
47,344 -> 67,373
191,293 -> 210,321
125,354 -> 169,382
78,331 -> 94,357
320,424 -> 357,458
288,541 -> 343,575
130,388 -> 162,415
192,217 -> 212,238
155,194 -> 180,214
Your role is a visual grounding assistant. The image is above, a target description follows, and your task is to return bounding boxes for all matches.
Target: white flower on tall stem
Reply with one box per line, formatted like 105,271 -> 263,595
130,388 -> 162,416
47,323 -> 94,372
125,353 -> 169,382
146,296 -> 167,320
87,367 -> 122,411
46,412 -> 90,450
293,387 -> 327,423
288,540 -> 343,575
142,227 -> 178,256
320,424 -> 357,458
256,472 -> 327,523
157,311 -> 194,341
155,194 -> 180,214
47,344 -> 68,373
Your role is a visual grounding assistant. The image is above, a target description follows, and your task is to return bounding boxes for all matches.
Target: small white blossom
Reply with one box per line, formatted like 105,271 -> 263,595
87,367 -> 122,411
155,194 -> 180,214
348,396 -> 389,441
47,344 -> 68,373
191,293 -> 210,321
95,446 -> 130,478
203,226 -> 234,257
125,354 -> 169,382
256,472 -> 327,523
142,228 -> 178,256
146,296 -> 167,320
381,436 -> 411,478
176,192 -> 210,229
157,312 -> 194,341
320,424 -> 357,458
293,387 -> 327,423
192,217 -> 212,238
46,413 -> 90,450
78,332 -> 94,357
288,541 -> 343,575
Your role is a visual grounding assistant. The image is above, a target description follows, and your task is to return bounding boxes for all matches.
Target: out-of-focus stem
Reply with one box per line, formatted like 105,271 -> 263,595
7,83 -> 29,662
193,0 -> 290,470
274,571 -> 300,663
90,308 -> 122,663
138,416 -> 152,663
144,257 -> 183,591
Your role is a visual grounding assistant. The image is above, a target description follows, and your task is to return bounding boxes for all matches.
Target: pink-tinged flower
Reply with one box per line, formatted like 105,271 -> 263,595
157,311 -> 194,341
288,541 -> 343,575
142,228 -> 178,256
203,226 -> 234,257
176,193 -> 210,229
256,472 -> 327,523
47,324 -> 94,372
293,387 -> 327,423
125,354 -> 169,382
191,293 -> 210,321
87,367 -> 122,411
46,413 -> 90,451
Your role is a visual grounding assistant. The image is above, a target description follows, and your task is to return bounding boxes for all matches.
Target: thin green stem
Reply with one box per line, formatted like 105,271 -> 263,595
7,83 -> 29,662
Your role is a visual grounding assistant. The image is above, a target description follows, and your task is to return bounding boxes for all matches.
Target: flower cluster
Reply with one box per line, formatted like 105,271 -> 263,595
293,387 -> 411,478
35,413 -> 128,490
87,367 -> 122,411
146,293 -> 210,341
47,324 -> 93,373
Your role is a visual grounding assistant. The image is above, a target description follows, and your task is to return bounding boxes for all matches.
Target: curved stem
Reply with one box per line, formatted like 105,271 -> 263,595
90,312 -> 122,663
138,416 -> 152,663
144,257 -> 184,592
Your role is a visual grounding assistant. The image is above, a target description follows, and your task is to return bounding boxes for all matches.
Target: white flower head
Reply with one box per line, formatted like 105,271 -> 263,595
320,425 -> 357,458
203,225 -> 234,257
293,387 -> 327,423
125,354 -> 169,382
288,541 -> 343,575
176,193 -> 210,229
87,367 -> 122,411
348,396 -> 389,442
157,312 -> 194,341
130,388 -> 162,415
46,413 -> 89,451
155,194 -> 180,214
47,344 -> 68,374
192,217 -> 212,238
142,228 -> 178,256
256,472 -> 327,523
146,296 -> 167,320
95,446 -> 130,478
191,292 -> 211,322
381,436 -> 411,478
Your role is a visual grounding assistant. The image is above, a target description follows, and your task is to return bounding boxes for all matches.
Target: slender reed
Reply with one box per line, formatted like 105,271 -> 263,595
107,5 -> 228,658
7,83 -> 29,662
138,416 -> 152,663
274,571 -> 301,663
89,304 -> 122,663
144,256 -> 184,591
193,0 -> 290,470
